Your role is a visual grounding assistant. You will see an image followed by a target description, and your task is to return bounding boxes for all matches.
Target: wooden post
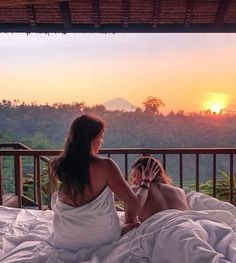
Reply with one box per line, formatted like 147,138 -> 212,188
229,154 -> 234,204
212,154 -> 216,197
47,162 -> 52,209
162,154 -> 166,171
196,154 -> 199,192
0,156 -> 3,205
33,156 -> 37,202
36,156 -> 42,210
124,153 -> 128,181
14,155 -> 22,207
179,154 -> 183,188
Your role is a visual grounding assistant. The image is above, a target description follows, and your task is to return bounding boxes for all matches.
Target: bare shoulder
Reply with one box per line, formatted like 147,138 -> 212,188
162,184 -> 186,195
90,155 -> 109,165
170,185 -> 188,201
174,186 -> 186,195
90,156 -> 119,174
97,157 -> 120,170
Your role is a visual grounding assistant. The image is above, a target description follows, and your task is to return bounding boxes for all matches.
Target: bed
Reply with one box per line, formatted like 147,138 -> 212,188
0,191 -> 236,263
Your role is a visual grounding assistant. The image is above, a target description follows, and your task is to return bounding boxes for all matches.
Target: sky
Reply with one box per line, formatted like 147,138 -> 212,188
1,33 -> 236,114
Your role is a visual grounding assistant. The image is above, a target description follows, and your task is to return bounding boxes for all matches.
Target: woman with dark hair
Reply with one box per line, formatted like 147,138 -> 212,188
49,115 -> 158,251
125,156 -> 189,224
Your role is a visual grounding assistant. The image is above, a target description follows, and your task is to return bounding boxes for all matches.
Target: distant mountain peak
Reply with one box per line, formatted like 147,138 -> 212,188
103,97 -> 137,112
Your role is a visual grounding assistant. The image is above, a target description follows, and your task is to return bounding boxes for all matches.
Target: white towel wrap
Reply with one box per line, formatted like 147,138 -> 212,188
49,186 -> 121,251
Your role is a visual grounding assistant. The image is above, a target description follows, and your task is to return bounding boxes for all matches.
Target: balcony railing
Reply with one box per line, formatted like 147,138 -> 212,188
0,142 -> 235,209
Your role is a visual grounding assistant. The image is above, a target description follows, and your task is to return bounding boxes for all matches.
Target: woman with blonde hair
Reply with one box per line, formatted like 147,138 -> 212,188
125,156 -> 189,224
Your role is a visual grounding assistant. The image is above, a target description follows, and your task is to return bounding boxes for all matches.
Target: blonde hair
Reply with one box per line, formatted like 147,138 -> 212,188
131,156 -> 172,185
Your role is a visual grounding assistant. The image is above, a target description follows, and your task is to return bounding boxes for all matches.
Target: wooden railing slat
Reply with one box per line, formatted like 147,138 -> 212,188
162,154 -> 166,171
0,156 -> 3,205
36,157 -> 42,210
124,154 -> 128,181
179,154 -> 183,188
33,156 -> 37,202
14,155 -> 22,207
196,154 -> 199,192
213,154 -> 216,197
230,154 -> 234,204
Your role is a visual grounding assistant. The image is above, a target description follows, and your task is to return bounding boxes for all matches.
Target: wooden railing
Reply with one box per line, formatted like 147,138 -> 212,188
0,143 -> 235,209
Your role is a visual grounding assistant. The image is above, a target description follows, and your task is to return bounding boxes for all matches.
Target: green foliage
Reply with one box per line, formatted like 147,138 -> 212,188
23,167 -> 50,206
22,132 -> 52,149
191,170 -> 236,205
0,131 -> 14,143
1,99 -> 236,150
2,157 -> 15,193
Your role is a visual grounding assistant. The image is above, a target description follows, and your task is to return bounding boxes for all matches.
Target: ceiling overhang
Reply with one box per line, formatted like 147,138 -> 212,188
0,0 -> 235,33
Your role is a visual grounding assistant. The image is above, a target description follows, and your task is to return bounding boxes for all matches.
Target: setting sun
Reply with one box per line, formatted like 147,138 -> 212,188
209,104 -> 222,114
203,93 -> 229,114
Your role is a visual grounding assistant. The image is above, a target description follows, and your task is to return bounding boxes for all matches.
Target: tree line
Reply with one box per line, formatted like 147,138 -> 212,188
1,98 -> 236,149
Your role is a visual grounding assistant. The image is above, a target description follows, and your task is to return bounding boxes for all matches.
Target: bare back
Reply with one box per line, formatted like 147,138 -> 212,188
58,156 -> 109,206
130,182 -> 189,223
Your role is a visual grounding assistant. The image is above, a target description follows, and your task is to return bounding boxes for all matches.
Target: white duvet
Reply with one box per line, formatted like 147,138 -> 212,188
0,192 -> 236,263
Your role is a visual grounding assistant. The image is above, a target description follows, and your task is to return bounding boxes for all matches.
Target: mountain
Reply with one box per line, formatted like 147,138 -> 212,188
103,97 -> 137,112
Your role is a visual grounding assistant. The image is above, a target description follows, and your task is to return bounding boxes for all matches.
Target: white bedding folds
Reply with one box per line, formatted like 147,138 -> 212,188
0,191 -> 236,263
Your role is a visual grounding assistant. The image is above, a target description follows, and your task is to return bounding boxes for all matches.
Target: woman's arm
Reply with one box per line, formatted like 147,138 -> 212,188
105,158 -> 154,213
122,186 -> 141,235
124,186 -> 140,224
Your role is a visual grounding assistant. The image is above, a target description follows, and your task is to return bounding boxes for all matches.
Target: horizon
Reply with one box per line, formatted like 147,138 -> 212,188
2,96 -> 236,115
1,33 -> 236,114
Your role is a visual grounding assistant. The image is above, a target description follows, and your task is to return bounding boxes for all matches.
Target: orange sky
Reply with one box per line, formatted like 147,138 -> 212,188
1,33 -> 236,114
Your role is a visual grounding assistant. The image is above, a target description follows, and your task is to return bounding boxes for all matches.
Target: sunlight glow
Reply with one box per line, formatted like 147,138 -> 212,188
204,93 -> 229,114
1,34 -> 236,113
210,104 -> 222,114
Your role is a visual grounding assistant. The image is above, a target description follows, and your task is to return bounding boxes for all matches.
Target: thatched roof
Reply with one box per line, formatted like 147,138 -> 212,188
0,0 -> 236,33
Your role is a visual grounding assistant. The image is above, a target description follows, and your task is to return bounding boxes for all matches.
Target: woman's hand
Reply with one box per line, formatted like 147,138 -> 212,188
142,159 -> 160,182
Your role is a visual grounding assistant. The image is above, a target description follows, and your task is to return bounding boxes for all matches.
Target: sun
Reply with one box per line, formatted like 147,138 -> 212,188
209,103 -> 222,114
203,93 -> 229,114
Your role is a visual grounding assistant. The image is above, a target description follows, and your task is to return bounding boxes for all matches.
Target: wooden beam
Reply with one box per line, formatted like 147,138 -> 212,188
0,0 -> 65,7
22,194 -> 38,207
92,0 -> 100,28
153,0 -> 161,28
59,1 -> 72,29
184,0 -> 195,28
215,0 -> 230,28
3,194 -> 18,208
26,4 -> 36,27
123,0 -> 129,28
1,23 -> 236,33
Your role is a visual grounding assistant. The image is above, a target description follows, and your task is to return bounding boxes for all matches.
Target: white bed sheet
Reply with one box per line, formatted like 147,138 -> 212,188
0,192 -> 236,263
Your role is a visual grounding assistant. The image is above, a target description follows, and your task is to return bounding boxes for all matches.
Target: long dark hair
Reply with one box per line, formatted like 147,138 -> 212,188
131,156 -> 172,185
51,114 -> 105,203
